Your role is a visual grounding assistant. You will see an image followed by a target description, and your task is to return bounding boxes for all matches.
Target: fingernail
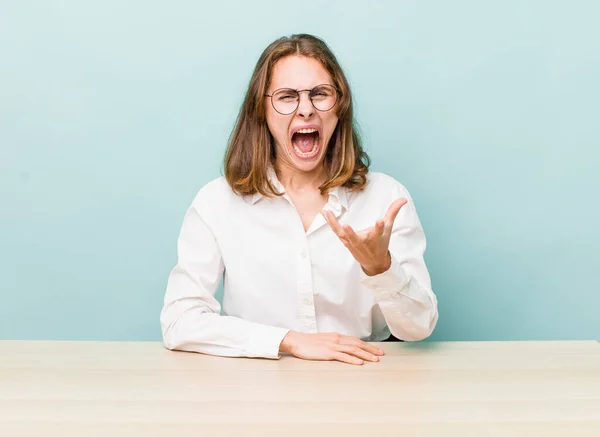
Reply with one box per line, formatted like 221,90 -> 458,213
378,348 -> 385,355
372,355 -> 379,361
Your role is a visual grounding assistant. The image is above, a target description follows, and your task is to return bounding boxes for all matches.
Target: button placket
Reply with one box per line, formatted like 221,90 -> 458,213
297,239 -> 317,333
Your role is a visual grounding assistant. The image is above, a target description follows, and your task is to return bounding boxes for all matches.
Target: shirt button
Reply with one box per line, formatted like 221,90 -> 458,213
301,251 -> 307,259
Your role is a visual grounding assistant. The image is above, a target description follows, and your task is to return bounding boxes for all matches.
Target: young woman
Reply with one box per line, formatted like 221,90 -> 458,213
160,34 -> 438,365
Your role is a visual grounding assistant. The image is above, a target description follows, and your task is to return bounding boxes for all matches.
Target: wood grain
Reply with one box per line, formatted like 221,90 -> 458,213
1,340 -> 599,436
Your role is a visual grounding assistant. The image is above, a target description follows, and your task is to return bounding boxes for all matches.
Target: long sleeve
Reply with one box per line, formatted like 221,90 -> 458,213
360,186 -> 439,341
160,203 -> 290,359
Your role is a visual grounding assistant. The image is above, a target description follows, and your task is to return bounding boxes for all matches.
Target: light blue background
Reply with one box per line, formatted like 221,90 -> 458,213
1,1 -> 598,341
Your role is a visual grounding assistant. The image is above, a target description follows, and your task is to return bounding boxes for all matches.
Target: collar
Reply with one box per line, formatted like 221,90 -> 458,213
326,183 -> 349,213
249,167 -> 349,212
249,166 -> 283,204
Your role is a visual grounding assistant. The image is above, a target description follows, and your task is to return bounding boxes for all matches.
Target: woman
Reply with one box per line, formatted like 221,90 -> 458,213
160,34 -> 438,365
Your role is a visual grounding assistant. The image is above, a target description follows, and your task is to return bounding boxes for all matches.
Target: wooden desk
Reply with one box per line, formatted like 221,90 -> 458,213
1,340 -> 599,436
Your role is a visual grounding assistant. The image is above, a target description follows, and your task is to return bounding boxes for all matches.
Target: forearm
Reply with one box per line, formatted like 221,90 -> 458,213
161,204 -> 290,359
361,256 -> 438,341
161,303 -> 290,359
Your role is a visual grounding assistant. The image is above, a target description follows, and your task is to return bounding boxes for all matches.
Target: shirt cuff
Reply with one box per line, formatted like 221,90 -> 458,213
360,255 -> 410,299
245,324 -> 291,359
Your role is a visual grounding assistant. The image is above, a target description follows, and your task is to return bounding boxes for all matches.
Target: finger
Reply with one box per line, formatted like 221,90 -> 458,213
341,336 -> 385,356
332,352 -> 364,365
342,224 -> 362,245
372,220 -> 385,238
322,210 -> 346,237
383,198 -> 408,229
336,344 -> 380,362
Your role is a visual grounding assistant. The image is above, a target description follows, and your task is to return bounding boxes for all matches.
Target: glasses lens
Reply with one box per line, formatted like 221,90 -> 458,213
272,89 -> 299,114
310,85 -> 337,111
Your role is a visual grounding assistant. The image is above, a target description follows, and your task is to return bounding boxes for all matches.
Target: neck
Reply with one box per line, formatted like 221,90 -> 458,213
275,161 -> 326,194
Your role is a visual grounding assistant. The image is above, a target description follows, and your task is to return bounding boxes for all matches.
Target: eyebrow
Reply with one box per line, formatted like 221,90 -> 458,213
271,84 -> 334,91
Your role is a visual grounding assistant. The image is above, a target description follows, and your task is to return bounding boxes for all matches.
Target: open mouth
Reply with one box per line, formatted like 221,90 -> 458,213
291,128 -> 320,159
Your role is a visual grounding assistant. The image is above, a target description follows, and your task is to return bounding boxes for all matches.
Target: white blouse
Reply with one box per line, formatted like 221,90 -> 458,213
160,170 -> 439,359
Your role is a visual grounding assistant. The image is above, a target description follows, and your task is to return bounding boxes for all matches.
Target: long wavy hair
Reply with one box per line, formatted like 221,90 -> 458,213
224,33 -> 370,197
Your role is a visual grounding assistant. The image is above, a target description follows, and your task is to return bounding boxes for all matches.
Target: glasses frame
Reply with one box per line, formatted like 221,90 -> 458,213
264,84 -> 340,115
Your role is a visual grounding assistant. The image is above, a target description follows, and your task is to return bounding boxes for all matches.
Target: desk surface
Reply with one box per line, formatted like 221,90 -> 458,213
1,340 -> 599,437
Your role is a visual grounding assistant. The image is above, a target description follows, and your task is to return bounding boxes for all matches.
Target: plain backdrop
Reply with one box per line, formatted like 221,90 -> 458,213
1,0 -> 598,341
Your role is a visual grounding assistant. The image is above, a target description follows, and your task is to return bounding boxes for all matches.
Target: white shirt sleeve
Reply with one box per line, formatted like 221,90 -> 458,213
360,185 -> 439,341
160,204 -> 290,359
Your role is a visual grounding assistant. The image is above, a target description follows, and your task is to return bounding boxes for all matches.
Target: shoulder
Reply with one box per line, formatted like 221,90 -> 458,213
353,171 -> 420,216
360,171 -> 423,226
193,175 -> 230,197
364,171 -> 412,198
189,176 -> 244,214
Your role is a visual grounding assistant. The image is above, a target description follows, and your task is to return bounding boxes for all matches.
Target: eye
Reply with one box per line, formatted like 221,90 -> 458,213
273,89 -> 298,102
311,86 -> 335,99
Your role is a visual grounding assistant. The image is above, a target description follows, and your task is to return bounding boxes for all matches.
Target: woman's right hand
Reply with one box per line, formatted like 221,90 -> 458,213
279,331 -> 384,365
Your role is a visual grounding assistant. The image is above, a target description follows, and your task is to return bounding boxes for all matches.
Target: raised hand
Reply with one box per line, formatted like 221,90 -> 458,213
322,198 -> 407,276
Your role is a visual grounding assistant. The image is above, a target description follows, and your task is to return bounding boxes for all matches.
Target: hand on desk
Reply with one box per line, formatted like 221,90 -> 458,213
279,331 -> 384,365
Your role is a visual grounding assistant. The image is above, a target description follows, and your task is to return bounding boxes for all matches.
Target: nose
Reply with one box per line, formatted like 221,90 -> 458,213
296,92 -> 314,118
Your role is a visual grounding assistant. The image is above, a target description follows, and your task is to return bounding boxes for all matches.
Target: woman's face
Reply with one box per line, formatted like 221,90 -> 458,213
265,55 -> 339,176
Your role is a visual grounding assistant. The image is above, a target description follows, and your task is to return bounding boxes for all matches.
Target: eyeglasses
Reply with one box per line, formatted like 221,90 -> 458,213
264,84 -> 339,115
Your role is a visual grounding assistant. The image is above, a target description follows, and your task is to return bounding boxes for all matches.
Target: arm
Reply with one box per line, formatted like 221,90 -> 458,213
322,185 -> 439,342
160,204 -> 290,359
359,191 -> 438,341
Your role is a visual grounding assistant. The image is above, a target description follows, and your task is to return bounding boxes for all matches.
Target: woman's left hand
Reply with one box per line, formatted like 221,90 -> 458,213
322,198 -> 407,276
